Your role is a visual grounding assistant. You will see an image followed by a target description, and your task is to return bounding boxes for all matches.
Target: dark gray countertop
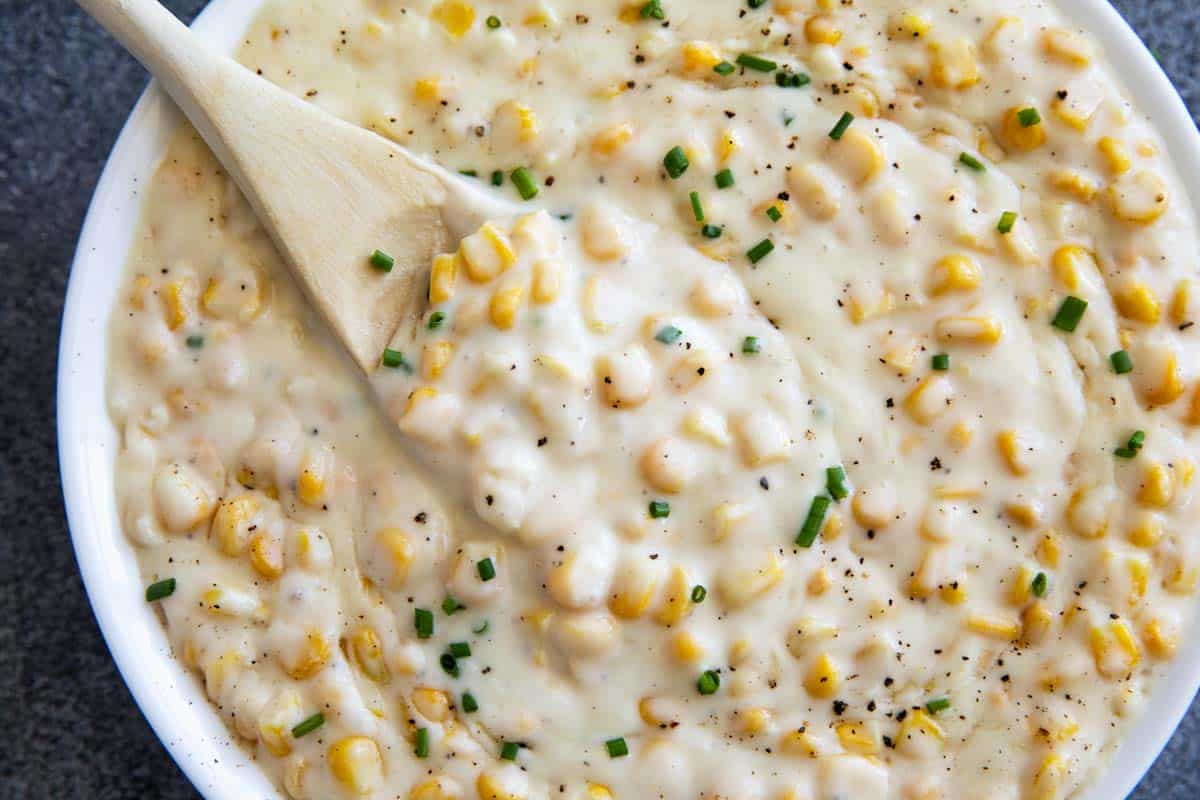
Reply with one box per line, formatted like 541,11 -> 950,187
1,1 -> 1197,797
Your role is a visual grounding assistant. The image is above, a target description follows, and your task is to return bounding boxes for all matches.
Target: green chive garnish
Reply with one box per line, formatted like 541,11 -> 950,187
292,712 -> 325,738
796,495 -> 831,547
958,152 -> 985,173
449,641 -> 472,658
775,70 -> 810,88
1115,429 -> 1146,459
828,111 -> 854,140
428,311 -> 446,330
442,595 -> 462,615
701,224 -> 723,239
655,325 -> 683,344
145,578 -> 176,602
925,697 -> 951,714
473,619 -> 490,635
1051,295 -> 1087,332
649,500 -> 670,518
663,146 -> 690,179
997,211 -> 1018,234
742,336 -> 761,354
1017,107 -> 1041,127
458,169 -> 478,178
486,15 -> 502,29
697,669 -> 721,695
736,53 -> 777,72
748,0 -> 768,7
713,61 -> 736,76
415,608 -> 434,639
477,557 -> 497,582
931,353 -> 950,371
639,0 -> 665,19
370,249 -> 395,272
825,466 -> 850,501
746,238 -> 774,264
689,191 -> 705,222
185,334 -> 204,349
1032,572 -> 1048,598
381,348 -> 414,372
462,692 -> 479,713
606,737 -> 629,758
715,169 -> 735,189
415,727 -> 430,758
1110,350 -> 1133,374
691,584 -> 707,603
440,652 -> 459,677
766,205 -> 783,222
511,167 -> 538,200
500,741 -> 520,760
491,170 -> 504,186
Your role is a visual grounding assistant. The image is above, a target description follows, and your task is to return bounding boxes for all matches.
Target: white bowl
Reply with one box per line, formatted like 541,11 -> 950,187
58,1 -> 1200,797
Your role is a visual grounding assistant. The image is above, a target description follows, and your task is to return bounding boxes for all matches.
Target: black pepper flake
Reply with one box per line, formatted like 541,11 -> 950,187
832,700 -> 848,715
759,476 -> 770,490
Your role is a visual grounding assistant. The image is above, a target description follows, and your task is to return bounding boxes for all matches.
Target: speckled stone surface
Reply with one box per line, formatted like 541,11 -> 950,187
1,1 -> 1197,797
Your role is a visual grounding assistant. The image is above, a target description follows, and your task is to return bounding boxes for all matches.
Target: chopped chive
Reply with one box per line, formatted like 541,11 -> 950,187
766,205 -> 783,222
458,169 -> 478,178
775,70 -> 810,88
701,224 -> 723,239
1051,295 -> 1087,332
500,741 -> 520,760
697,669 -> 721,695
736,53 -> 777,72
1017,107 -> 1042,127
828,111 -> 854,140
1115,429 -> 1146,459
715,169 -> 735,189
925,697 -> 951,714
1110,350 -> 1133,374
477,557 -> 497,582
473,619 -> 490,635
428,311 -> 447,330
185,334 -> 204,349
449,641 -> 472,658
605,737 -> 629,758
369,249 -> 395,272
510,167 -> 538,200
663,146 -> 690,179
796,495 -> 831,547
931,353 -> 950,371
825,466 -> 850,501
486,15 -> 502,29
746,238 -> 774,264
713,60 -> 736,76
461,692 -> 479,713
782,112 -> 795,127
381,348 -> 414,372
1031,572 -> 1048,598
414,608 -> 434,639
655,325 -> 683,344
748,0 -> 768,7
491,170 -> 504,186
958,152 -> 986,173
742,336 -> 761,354
997,211 -> 1018,234
649,500 -> 670,519
440,652 -> 459,677
291,712 -> 325,738
690,584 -> 707,603
639,0 -> 665,19
689,191 -> 705,222
442,595 -> 463,615
145,578 -> 176,602
415,727 -> 430,758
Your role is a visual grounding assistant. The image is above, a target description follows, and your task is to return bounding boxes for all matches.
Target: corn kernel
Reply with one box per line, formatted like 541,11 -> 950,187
655,566 -> 694,626
905,374 -> 953,424
591,122 -> 634,157
1022,601 -> 1053,645
737,706 -> 773,736
1037,531 -> 1061,567
1137,462 -> 1174,508
1171,280 -> 1193,325
929,254 -> 981,295
996,430 -> 1032,475
1042,28 -> 1093,67
890,10 -> 933,38
681,41 -> 722,76
462,223 -> 516,283
328,736 -> 384,794
210,494 -> 259,557
671,630 -> 704,663
350,627 -> 390,683
1097,136 -> 1132,175
834,128 -> 884,185
717,551 -> 784,608
936,315 -> 1003,345
1050,245 -> 1094,291
412,687 -> 451,722
431,0 -> 475,38
1090,619 -> 1140,678
1000,106 -> 1046,151
429,253 -> 459,305
283,630 -> 332,680
1113,281 -> 1161,324
414,77 -> 441,104
966,613 -> 1020,640
163,281 -> 189,330
779,729 -> 822,758
929,38 -> 979,89
805,14 -> 842,45
1107,170 -> 1169,225
489,284 -> 525,330
836,721 -> 880,755
421,340 -> 455,381
249,532 -> 284,579
1031,754 -> 1065,800
1143,617 -> 1178,659
804,652 -> 841,698
1049,169 -> 1098,203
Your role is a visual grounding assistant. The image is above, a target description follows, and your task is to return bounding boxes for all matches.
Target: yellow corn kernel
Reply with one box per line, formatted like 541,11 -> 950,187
350,627 -> 390,683
1042,28 -> 1092,67
414,76 -> 441,104
1006,501 -> 1042,529
1009,564 -> 1037,606
717,552 -> 784,608
1037,531 -> 1061,568
258,690 -> 302,757
966,613 -> 1020,640
1090,619 -> 1140,678
1165,561 -> 1199,595
1049,169 -> 1098,203
411,687 -> 451,722
1127,556 -> 1150,604
983,16 -> 1024,60
1137,462 -> 1174,508
996,430 -> 1031,476
929,254 -> 981,296
710,502 -> 750,542
850,85 -> 880,118
1143,617 -> 1178,659
249,532 -> 284,579
717,128 -> 740,163
1022,601 -> 1053,645
163,281 -> 188,330
808,566 -> 832,596
489,284 -> 525,330
431,0 -> 475,38
1171,280 -> 1193,325
882,341 -> 920,373
823,511 -> 843,541
1143,351 -> 1185,406
1113,281 -> 1161,324
948,420 -> 973,449
1050,245 -> 1094,291
465,223 -> 517,283
681,407 -> 731,448
129,275 -> 151,310
297,449 -> 328,507
681,41 -> 722,76
655,566 -> 694,626
779,729 -> 822,758
420,340 -> 455,381
1000,106 -> 1046,151
1031,754 -> 1065,800
509,104 -> 541,143
591,122 -> 634,157
929,38 -> 979,89
905,374 -> 953,424
1052,96 -> 1094,132
1125,511 -> 1162,549
940,581 -> 967,605
804,652 -> 841,698
1107,170 -> 1169,225
670,630 -> 703,663
1097,136 -> 1132,175
584,784 -> 613,800
736,706 -> 773,736
476,771 -> 526,800
328,736 -> 384,795
284,630 -> 332,680
376,527 -> 415,589
899,708 -> 945,746
890,10 -> 933,38
609,564 -> 659,620
835,128 -> 884,185
1183,459 -> 1197,488
529,259 -> 562,305
835,721 -> 880,755
935,315 -> 1003,345
805,14 -> 842,45
210,494 -> 259,557
847,288 -> 895,323
409,777 -> 461,800
429,253 -> 459,305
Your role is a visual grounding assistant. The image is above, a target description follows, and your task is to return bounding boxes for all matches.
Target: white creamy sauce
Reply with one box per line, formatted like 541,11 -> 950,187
107,2 -> 1200,799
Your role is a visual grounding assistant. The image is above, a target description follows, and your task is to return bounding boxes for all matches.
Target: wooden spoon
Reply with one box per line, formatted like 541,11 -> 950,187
78,0 -> 510,373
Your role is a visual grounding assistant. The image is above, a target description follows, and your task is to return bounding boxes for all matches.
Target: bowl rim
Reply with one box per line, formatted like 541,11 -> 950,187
58,1 -> 1200,798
